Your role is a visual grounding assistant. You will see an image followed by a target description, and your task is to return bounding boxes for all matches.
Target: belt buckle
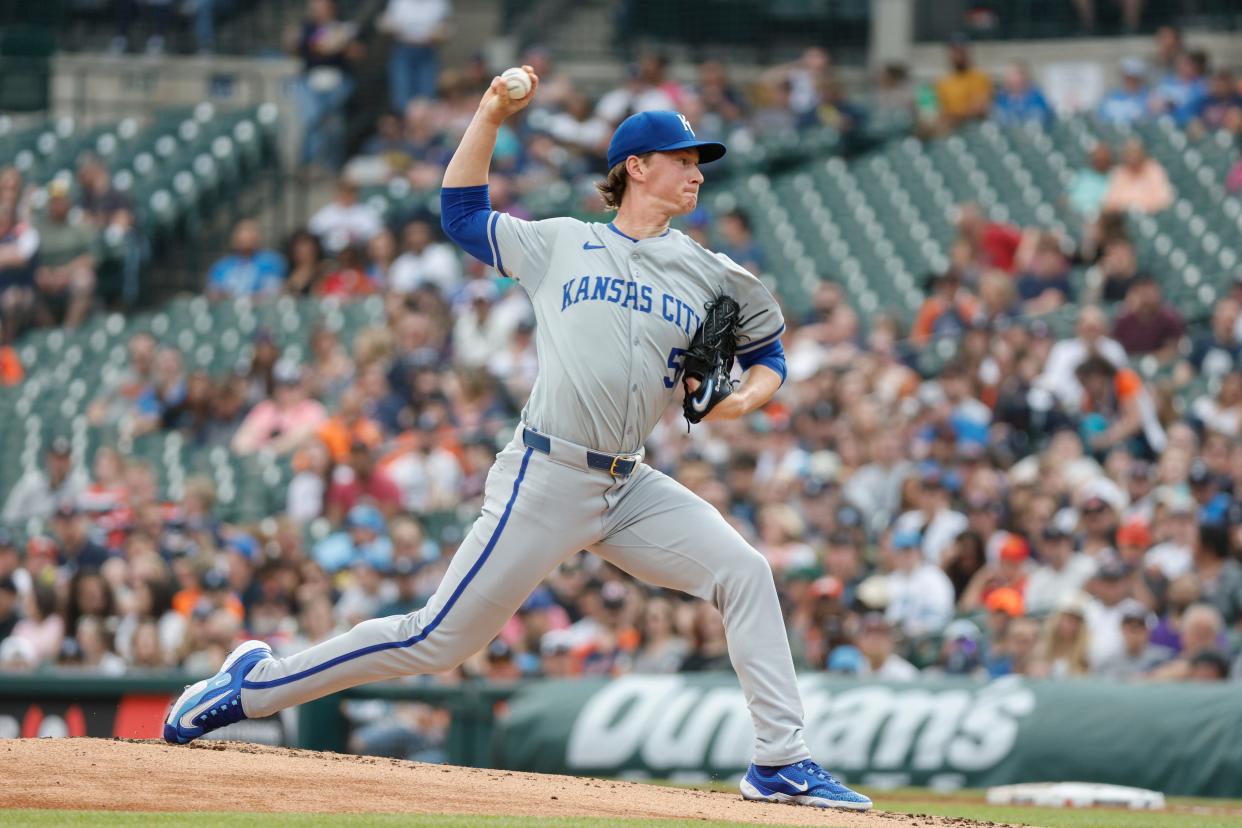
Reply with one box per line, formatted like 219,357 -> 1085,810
609,456 -> 629,477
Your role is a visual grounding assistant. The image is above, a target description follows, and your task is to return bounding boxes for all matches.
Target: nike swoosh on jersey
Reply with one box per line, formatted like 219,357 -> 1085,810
179,689 -> 233,730
582,242 -> 607,250
776,773 -> 809,792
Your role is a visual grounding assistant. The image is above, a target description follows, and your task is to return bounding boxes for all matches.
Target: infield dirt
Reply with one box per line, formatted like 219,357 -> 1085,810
0,738 -> 1017,827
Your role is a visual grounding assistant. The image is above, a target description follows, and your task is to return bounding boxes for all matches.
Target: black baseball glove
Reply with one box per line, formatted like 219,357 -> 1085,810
682,295 -> 741,425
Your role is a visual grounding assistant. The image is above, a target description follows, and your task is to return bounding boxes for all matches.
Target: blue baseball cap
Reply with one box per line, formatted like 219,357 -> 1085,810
606,111 -> 726,171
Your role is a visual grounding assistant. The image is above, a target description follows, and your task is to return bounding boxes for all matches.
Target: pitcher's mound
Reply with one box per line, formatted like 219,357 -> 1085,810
0,738 -> 1012,827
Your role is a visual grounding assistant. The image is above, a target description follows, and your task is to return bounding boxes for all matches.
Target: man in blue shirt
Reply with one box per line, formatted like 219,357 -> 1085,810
1098,58 -> 1152,126
206,219 -> 286,299
1153,51 -> 1209,126
991,62 -> 1053,128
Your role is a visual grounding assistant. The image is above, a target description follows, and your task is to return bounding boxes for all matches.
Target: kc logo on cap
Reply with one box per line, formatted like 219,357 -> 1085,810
606,110 -> 727,171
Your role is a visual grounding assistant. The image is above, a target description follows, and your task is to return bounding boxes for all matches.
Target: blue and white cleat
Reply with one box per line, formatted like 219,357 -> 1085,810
740,759 -> 873,811
163,640 -> 272,745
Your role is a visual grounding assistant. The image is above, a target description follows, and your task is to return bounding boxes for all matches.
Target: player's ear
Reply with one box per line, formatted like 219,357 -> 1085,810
625,154 -> 646,181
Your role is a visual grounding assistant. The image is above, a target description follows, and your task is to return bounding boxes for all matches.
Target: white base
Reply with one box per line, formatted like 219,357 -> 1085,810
986,782 -> 1166,810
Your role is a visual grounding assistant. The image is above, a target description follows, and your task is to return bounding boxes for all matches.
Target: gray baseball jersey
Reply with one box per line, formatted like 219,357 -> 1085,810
488,216 -> 785,453
239,214 -> 809,767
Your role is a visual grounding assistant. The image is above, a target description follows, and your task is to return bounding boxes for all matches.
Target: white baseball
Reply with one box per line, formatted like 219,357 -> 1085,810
500,67 -> 532,100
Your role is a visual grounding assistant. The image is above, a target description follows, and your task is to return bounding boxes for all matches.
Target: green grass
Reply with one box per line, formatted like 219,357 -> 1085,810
881,801 -> 1238,828
6,789 -> 1242,828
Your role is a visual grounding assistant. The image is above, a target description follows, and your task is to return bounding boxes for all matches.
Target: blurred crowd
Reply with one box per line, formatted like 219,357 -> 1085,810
3,4 -> 1242,747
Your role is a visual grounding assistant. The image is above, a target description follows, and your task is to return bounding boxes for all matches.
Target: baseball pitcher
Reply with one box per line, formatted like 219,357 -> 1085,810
164,65 -> 871,811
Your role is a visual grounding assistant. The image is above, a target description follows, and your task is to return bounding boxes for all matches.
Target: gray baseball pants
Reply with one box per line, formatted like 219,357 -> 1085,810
240,423 -> 810,766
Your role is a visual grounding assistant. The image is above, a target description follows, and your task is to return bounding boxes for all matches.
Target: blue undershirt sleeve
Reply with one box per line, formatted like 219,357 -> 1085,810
440,185 -> 494,266
737,338 -> 787,386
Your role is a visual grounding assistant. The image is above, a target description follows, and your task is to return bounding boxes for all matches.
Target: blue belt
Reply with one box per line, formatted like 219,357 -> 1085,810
521,428 -> 639,478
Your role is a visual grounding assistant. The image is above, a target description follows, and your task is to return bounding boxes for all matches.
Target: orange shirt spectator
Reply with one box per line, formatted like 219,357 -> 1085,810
937,39 -> 993,124
912,272 -> 979,345
316,387 -> 383,463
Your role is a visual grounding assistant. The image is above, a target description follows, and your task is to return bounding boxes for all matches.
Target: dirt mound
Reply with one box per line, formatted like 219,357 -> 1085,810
0,738 -> 1013,827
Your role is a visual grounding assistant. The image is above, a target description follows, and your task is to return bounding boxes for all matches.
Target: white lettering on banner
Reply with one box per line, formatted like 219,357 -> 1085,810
566,677 -> 1037,776
707,690 -> 754,769
567,675 -> 678,767
641,687 -> 741,770
875,690 -> 972,770
811,687 -> 892,769
947,682 -> 1036,770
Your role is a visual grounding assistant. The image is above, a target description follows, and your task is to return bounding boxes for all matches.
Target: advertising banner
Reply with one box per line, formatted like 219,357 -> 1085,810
495,675 -> 1242,797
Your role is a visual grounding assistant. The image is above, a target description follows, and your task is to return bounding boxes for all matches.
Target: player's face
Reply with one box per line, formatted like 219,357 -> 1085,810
643,149 -> 703,215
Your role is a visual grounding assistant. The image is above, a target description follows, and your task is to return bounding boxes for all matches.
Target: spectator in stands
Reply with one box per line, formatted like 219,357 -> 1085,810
0,576 -> 18,642
1015,232 -> 1073,315
1097,58 -> 1153,127
1025,525 -> 1097,615
1111,275 -> 1185,362
935,36 -> 993,130
1096,598 -> 1172,679
366,228 -> 399,287
206,219 -> 286,300
140,346 -> 188,437
3,436 -> 87,524
594,62 -> 674,128
384,419 -> 463,514
1152,24 -> 1183,77
716,211 -> 764,276
318,386 -> 383,464
1150,602 -> 1228,680
1085,559 -> 1140,668
452,280 -> 514,369
1102,138 -> 1173,214
695,60 -> 749,133
774,47 -> 833,126
1091,237 -> 1140,304
231,361 -> 328,455
388,216 -> 461,296
1037,305 -> 1129,410
0,201 -> 38,344
1067,143 -> 1114,223
309,180 -> 383,254
379,0 -> 451,113
318,245 -> 378,297
960,533 -> 1032,612
1186,649 -> 1231,681
1075,355 -> 1161,457
289,0 -> 365,171
313,502 -> 394,573
33,179 -> 97,330
1190,372 -> 1242,439
74,156 -> 129,228
49,500 -> 111,573
1035,591 -> 1092,677
631,595 -> 688,674
326,440 -> 402,523
1152,50 -> 1209,127
1192,524 -> 1242,624
854,612 -> 919,680
955,203 -> 1022,274
8,585 -> 64,667
1196,69 -> 1242,133
284,229 -> 328,296
871,63 -> 915,128
749,75 -> 797,137
990,62 -> 1053,128
884,530 -> 956,638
